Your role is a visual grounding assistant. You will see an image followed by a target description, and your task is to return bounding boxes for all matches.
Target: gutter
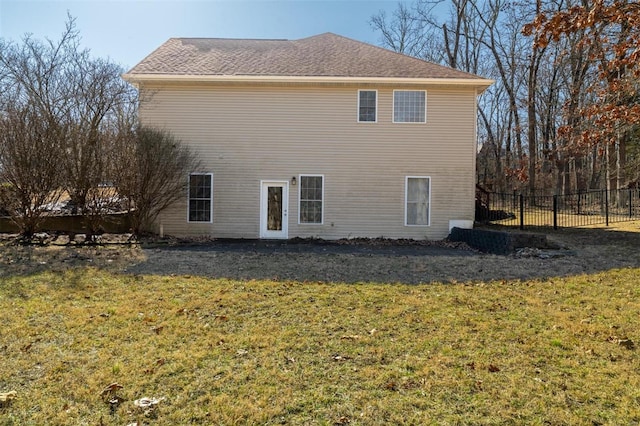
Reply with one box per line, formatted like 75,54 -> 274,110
122,73 -> 494,92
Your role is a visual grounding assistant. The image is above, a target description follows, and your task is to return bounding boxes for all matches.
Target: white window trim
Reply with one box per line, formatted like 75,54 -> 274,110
187,172 -> 213,223
298,174 -> 324,225
404,176 -> 431,226
357,89 -> 378,123
392,90 -> 427,124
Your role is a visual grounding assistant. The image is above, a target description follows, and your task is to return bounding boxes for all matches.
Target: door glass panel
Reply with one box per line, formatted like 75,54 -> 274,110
267,186 -> 282,231
407,177 -> 429,225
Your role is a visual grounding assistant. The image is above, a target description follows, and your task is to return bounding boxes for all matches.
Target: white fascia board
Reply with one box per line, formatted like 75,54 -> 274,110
122,73 -> 494,89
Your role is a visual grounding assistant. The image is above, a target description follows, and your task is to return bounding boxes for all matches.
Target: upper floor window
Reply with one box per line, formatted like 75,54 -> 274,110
299,175 -> 324,224
188,173 -> 213,222
358,90 -> 377,123
393,90 -> 426,123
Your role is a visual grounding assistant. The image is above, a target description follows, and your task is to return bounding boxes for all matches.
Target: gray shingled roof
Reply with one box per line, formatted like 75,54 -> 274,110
127,33 -> 485,80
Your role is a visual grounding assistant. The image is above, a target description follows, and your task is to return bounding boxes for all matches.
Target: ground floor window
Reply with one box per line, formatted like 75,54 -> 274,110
188,173 -> 213,222
405,176 -> 430,226
299,175 -> 323,224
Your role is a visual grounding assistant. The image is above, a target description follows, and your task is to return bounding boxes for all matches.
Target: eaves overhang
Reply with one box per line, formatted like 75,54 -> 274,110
122,73 -> 495,93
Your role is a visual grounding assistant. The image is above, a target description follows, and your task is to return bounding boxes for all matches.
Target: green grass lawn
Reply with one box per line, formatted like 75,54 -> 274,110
1,268 -> 640,425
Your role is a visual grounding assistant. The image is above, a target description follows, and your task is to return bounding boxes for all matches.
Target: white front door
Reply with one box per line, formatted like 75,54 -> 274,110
260,181 -> 289,239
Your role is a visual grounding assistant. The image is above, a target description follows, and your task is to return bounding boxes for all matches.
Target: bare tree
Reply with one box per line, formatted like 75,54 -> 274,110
0,16 -> 141,238
0,23 -> 75,235
369,3 -> 432,58
62,52 -> 138,239
370,0 -> 622,196
64,57 -> 125,206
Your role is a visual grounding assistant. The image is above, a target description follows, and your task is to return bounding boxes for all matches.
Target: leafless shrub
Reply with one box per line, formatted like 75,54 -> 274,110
0,104 -> 65,236
0,22 -> 72,236
114,126 -> 200,235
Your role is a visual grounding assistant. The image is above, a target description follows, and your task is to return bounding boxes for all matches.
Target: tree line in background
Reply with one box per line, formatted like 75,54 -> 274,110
372,0 -> 640,195
0,18 -> 198,238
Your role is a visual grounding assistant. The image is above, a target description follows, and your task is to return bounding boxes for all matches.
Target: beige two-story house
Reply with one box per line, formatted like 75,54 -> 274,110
123,33 -> 492,240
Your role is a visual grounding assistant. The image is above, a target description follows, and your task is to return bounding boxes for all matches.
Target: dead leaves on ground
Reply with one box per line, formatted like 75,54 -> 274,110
487,364 -> 501,373
100,382 -> 125,414
133,396 -> 165,417
384,381 -> 398,391
150,325 -> 164,335
608,336 -> 635,350
143,358 -> 166,375
334,415 -> 351,425
100,382 -> 123,402
0,391 -> 17,407
340,335 -> 360,341
100,382 -> 165,419
331,354 -> 352,362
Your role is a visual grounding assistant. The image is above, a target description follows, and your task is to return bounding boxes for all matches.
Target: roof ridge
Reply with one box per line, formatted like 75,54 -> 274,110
176,36 -> 290,42
302,32 -> 484,81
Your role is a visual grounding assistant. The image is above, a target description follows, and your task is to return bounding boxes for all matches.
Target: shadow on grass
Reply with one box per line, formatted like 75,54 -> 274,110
1,226 -> 639,284
123,227 -> 640,284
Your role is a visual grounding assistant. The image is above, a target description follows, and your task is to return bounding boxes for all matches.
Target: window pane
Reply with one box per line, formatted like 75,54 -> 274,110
312,201 -> 322,223
189,200 -> 211,222
406,177 -> 429,225
188,174 -> 212,222
300,176 -> 323,223
407,204 -> 418,225
300,201 -> 311,223
267,186 -> 283,231
359,90 -> 376,122
189,174 -> 211,199
301,200 -> 322,224
189,175 -> 201,198
394,91 -> 426,123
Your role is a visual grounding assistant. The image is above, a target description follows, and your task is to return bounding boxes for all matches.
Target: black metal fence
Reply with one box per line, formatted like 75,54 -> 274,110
477,188 -> 640,229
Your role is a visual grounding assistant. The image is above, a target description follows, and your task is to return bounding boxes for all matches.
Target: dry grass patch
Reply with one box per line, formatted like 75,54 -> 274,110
1,268 -> 640,425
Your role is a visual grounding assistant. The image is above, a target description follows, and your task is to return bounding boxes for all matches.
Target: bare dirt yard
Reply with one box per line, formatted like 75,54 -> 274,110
1,222 -> 639,283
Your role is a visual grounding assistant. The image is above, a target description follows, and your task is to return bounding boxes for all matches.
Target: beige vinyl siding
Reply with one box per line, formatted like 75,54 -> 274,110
139,83 -> 477,239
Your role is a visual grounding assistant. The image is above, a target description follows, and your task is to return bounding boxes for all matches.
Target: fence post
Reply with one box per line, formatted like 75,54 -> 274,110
519,193 -> 524,230
605,189 -> 609,226
553,195 -> 558,230
630,188 -> 633,218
